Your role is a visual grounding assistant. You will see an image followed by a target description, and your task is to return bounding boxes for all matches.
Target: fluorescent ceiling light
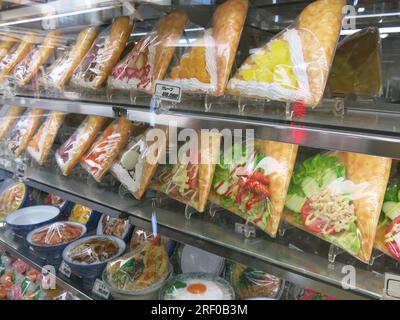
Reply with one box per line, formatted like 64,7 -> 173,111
341,27 -> 400,36
346,12 -> 400,19
0,5 -> 117,28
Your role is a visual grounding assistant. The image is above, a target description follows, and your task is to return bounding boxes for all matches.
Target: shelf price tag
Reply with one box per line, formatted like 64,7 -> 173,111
58,261 -> 71,278
154,82 -> 181,103
383,273 -> 400,300
92,279 -> 110,299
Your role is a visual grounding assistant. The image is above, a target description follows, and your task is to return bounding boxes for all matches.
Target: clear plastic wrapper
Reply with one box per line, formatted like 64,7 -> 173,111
111,126 -> 168,200
227,262 -> 283,300
0,36 -> 17,62
0,182 -> 26,221
68,204 -> 94,225
151,130 -> 221,212
284,152 -> 391,263
12,31 -> 62,85
55,115 -> 106,176
209,139 -> 298,237
80,117 -> 136,182
30,222 -> 85,246
71,16 -> 134,89
41,27 -> 98,89
7,108 -> 44,157
164,0 -> 248,96
0,105 -> 24,141
108,11 -> 187,93
227,0 -> 345,107
104,244 -> 169,291
327,27 -> 383,98
0,32 -> 36,78
98,214 -> 131,239
27,111 -> 65,165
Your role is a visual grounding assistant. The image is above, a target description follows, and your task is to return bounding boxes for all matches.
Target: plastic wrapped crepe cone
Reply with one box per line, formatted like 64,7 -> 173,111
0,105 -> 24,141
209,140 -> 298,237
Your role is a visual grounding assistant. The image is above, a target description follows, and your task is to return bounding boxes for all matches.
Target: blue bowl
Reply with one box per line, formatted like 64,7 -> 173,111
58,201 -> 75,221
26,221 -> 87,265
96,213 -> 133,242
5,205 -> 60,240
62,235 -> 126,280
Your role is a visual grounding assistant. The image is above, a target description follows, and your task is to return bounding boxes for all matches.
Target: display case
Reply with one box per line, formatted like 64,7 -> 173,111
0,0 -> 399,300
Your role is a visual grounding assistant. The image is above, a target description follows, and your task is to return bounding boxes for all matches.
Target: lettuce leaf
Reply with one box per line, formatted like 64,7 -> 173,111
384,184 -> 399,202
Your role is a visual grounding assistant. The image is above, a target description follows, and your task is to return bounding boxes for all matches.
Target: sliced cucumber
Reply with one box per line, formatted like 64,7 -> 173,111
214,181 -> 231,196
384,202 -> 400,220
301,177 -> 320,199
322,169 -> 337,188
285,194 -> 306,213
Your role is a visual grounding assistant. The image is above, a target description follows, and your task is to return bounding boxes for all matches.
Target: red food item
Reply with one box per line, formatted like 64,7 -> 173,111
386,216 -> 400,260
0,286 -> 7,300
301,200 -> 336,236
187,283 -> 207,294
242,179 -> 270,197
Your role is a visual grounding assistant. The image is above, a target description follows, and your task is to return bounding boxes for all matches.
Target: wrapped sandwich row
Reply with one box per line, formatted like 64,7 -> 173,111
0,0 -> 351,108
0,103 -> 396,264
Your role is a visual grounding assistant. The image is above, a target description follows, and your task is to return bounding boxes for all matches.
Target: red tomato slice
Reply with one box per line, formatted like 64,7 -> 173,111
385,216 -> 400,260
301,200 -> 336,236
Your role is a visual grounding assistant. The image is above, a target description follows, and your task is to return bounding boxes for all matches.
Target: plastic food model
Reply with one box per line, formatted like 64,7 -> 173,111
328,27 -> 383,97
109,11 -> 187,92
296,288 -> 336,300
68,204 -> 92,225
27,111 -> 65,165
67,237 -> 119,264
46,194 -> 65,208
100,215 -> 130,238
12,31 -> 62,85
227,0 -> 345,107
55,115 -> 106,176
111,126 -> 168,200
80,117 -> 135,182
0,32 -> 36,78
42,27 -> 98,89
0,182 -> 25,221
8,108 -> 44,157
0,37 -> 17,62
166,0 -> 248,96
129,227 -> 174,256
209,140 -> 298,237
31,222 -> 83,246
162,273 -> 234,300
0,256 -> 45,300
230,263 -> 282,299
0,105 -> 24,141
284,152 -> 391,263
71,16 -> 134,89
105,244 -> 168,290
374,175 -> 400,260
152,131 -> 221,212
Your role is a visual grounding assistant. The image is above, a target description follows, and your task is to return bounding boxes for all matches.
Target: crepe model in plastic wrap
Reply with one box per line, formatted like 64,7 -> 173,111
80,117 -> 137,182
328,27 -> 382,98
228,0 -> 345,107
27,111 -> 65,165
0,32 -> 36,78
0,37 -> 17,62
151,131 -> 221,212
7,108 -> 44,157
55,115 -> 106,176
109,11 -> 187,92
0,105 -> 24,141
111,126 -> 168,200
12,30 -> 61,85
209,140 -> 298,237
167,0 -> 248,96
284,152 -> 391,263
71,16 -> 134,89
42,27 -> 98,89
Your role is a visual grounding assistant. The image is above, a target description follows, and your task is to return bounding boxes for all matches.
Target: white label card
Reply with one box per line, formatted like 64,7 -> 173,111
58,261 -> 71,278
92,279 -> 110,299
383,273 -> 400,300
154,82 -> 182,103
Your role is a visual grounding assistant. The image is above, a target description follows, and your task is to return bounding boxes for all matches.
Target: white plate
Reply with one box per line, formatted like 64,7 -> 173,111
180,244 -> 224,275
5,205 -> 59,226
